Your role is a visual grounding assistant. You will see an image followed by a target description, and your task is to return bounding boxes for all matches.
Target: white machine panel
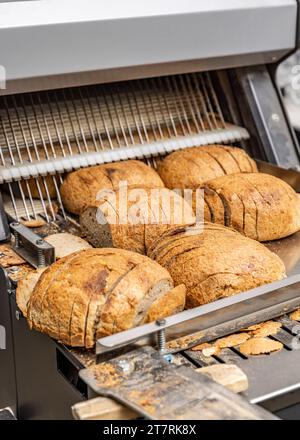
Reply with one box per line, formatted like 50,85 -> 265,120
0,0 -> 297,92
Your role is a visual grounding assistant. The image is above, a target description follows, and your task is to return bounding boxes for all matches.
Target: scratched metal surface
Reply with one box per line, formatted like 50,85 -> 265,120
80,346 -> 277,420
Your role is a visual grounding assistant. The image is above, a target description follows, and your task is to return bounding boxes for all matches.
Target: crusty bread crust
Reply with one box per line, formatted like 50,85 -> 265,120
61,160 -> 165,215
158,145 -> 257,189
25,248 -> 179,348
148,223 -> 286,308
144,284 -> 186,323
203,173 -> 300,241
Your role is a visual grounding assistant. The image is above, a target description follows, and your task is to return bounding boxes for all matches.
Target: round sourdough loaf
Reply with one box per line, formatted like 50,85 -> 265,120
23,248 -> 186,348
157,145 -> 257,190
60,160 -> 165,215
80,187 -> 196,254
147,223 -> 286,308
202,172 -> 300,241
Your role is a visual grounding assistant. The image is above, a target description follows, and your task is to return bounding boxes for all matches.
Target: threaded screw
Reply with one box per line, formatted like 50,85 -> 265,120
37,249 -> 46,268
14,231 -> 20,248
156,319 -> 166,354
36,239 -> 46,268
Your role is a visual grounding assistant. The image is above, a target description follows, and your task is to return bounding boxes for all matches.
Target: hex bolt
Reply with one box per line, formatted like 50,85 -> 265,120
156,319 -> 166,354
10,267 -> 19,273
271,113 -> 280,123
11,222 -> 20,227
117,360 -> 131,373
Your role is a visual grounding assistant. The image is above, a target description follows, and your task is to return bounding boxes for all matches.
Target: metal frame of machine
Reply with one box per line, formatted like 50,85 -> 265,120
0,1 -> 297,94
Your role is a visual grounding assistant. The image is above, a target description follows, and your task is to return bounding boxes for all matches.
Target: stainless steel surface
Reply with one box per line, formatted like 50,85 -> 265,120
0,53 -> 289,97
0,1 -> 296,94
235,66 -> 300,168
246,349 -> 300,405
257,160 -> 300,190
80,346 -> 278,420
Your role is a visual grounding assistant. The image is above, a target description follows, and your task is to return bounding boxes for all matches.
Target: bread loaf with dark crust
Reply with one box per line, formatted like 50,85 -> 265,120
148,223 -> 286,308
24,248 -> 186,348
202,173 -> 300,241
158,145 -> 257,190
80,188 -> 196,254
60,160 -> 165,215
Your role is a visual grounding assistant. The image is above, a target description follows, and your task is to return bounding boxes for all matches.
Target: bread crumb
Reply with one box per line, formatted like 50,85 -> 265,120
239,337 -> 283,356
21,219 -> 46,228
90,363 -> 121,387
241,323 -> 263,332
191,342 -> 211,352
290,309 -> 300,321
202,346 -> 220,357
251,321 -> 282,338
192,333 -> 250,353
215,333 -> 250,349
0,244 -> 25,267
7,264 -> 35,282
46,202 -> 59,216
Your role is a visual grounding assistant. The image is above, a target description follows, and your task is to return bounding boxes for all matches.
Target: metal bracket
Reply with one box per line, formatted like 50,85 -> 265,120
10,222 -> 55,269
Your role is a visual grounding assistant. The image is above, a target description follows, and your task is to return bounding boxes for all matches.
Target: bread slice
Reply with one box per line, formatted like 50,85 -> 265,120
203,173 -> 300,241
158,145 -> 257,190
25,248 -> 181,348
45,233 -> 91,259
60,160 -> 165,215
96,259 -> 173,337
199,145 -> 242,174
148,223 -> 286,308
222,146 -> 255,172
144,284 -> 186,323
26,256 -> 69,338
16,268 -> 46,317
204,174 -> 258,239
